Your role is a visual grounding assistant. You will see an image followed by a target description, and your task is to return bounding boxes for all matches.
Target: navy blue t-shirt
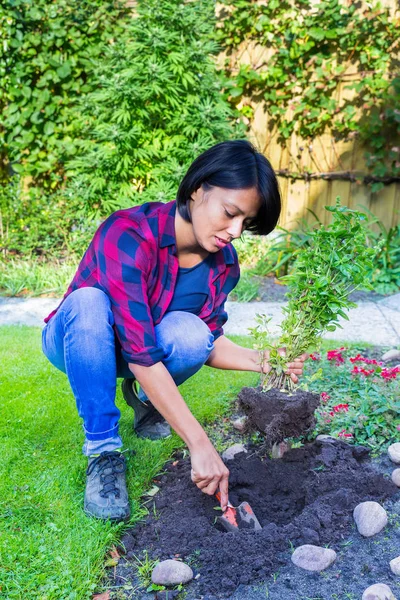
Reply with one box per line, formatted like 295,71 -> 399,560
166,255 -> 211,315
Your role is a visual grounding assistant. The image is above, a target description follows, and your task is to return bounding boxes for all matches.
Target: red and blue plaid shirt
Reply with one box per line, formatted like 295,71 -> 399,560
45,200 -> 240,366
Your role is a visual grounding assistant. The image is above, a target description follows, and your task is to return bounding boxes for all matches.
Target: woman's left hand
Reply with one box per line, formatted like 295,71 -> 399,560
260,349 -> 308,383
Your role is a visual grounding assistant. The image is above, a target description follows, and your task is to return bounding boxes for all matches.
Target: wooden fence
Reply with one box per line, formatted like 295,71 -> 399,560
221,0 -> 400,230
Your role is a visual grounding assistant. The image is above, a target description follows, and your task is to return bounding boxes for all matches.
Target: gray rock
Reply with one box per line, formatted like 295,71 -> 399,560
271,441 -> 291,458
151,560 -> 193,586
392,469 -> 400,487
222,443 -> 247,461
390,556 -> 400,576
353,501 -> 388,537
291,544 -> 337,571
316,434 -> 336,443
231,416 -> 247,432
381,349 -> 400,362
362,583 -> 397,599
388,443 -> 400,464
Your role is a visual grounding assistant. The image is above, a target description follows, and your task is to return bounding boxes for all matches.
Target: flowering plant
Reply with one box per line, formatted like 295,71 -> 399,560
251,200 -> 379,391
308,345 -> 400,449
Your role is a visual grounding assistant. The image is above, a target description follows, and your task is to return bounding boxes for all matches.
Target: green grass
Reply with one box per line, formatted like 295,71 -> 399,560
0,258 -> 77,297
0,326 -> 257,599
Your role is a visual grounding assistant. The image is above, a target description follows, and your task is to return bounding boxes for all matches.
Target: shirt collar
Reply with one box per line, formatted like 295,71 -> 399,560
158,200 -> 234,266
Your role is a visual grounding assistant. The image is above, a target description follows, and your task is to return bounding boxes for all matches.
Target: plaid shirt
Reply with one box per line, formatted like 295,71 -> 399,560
45,200 -> 240,366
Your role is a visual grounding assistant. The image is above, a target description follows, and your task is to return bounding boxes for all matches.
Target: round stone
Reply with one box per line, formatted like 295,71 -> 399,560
151,560 -> 193,586
222,443 -> 247,461
231,416 -> 247,432
388,443 -> 400,464
392,469 -> 400,487
381,349 -> 400,362
353,502 -> 388,537
362,583 -> 397,599
390,556 -> 400,576
291,544 -> 337,571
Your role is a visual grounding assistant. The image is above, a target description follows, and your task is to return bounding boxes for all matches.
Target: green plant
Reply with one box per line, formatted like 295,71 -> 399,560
229,271 -> 259,302
250,199 -> 378,391
65,0 -> 240,220
217,0 -> 400,184
0,0 -> 130,184
307,346 -> 400,450
363,211 -> 400,295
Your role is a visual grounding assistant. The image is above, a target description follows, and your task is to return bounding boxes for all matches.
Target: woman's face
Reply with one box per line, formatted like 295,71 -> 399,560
189,185 -> 261,253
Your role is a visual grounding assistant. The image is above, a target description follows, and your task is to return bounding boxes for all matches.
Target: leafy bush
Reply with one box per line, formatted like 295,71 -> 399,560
250,200 -> 378,391
305,346 -> 400,451
0,0 -> 129,184
65,0 -> 240,220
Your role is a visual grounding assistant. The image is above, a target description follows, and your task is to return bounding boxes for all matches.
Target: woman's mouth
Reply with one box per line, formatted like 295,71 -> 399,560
215,236 -> 229,249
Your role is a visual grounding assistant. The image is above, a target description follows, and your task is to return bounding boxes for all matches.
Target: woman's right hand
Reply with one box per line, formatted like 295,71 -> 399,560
190,441 -> 229,511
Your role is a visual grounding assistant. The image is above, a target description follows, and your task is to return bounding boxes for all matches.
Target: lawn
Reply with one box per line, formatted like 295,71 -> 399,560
0,326 -> 257,599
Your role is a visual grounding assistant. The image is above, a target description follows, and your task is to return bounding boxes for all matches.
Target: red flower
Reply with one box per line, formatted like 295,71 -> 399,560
310,353 -> 321,361
321,392 -> 330,402
338,429 -> 353,438
327,347 -> 346,365
381,366 -> 400,380
349,354 -> 383,366
351,365 -> 374,376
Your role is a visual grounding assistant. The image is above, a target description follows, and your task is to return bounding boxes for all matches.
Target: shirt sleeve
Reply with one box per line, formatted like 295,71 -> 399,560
206,247 -> 240,341
96,215 -> 164,367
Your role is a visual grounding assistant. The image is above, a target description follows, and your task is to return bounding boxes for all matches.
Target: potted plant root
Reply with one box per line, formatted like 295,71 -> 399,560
238,199 -> 379,449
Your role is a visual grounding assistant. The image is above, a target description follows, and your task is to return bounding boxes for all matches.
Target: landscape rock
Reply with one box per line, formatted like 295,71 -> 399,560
353,501 -> 388,537
316,434 -> 336,443
222,443 -> 247,461
392,469 -> 400,487
151,560 -> 193,586
291,544 -> 337,571
388,443 -> 400,464
231,416 -> 247,432
362,583 -> 397,599
381,349 -> 400,362
390,556 -> 400,576
271,441 -> 291,458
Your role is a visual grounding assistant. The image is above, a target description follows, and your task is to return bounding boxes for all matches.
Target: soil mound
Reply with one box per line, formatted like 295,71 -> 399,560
238,387 -> 320,445
117,441 -> 397,598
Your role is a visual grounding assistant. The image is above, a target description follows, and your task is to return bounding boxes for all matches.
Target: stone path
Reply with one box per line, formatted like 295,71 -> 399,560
0,294 -> 399,345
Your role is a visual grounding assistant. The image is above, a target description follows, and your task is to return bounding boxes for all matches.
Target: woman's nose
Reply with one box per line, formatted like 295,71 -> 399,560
227,218 -> 244,240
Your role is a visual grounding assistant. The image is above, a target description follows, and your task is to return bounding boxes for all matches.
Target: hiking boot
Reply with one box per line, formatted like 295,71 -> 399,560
84,451 -> 130,521
121,378 -> 171,441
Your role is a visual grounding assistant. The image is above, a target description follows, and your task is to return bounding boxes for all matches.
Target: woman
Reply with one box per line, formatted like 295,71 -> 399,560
42,140 -> 307,522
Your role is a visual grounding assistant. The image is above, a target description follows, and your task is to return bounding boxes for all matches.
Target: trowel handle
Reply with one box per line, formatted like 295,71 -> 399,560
215,491 -> 234,509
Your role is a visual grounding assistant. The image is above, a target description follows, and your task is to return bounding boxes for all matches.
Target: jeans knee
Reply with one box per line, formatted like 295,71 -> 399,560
62,287 -> 114,332
156,312 -> 214,364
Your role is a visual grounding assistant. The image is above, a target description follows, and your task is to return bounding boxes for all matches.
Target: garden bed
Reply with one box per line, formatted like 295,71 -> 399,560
112,440 -> 398,599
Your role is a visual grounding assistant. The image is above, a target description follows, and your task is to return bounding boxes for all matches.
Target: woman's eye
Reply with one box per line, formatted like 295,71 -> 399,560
224,210 -> 234,218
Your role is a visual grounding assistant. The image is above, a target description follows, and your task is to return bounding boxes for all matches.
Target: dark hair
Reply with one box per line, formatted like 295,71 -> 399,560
176,140 -> 281,235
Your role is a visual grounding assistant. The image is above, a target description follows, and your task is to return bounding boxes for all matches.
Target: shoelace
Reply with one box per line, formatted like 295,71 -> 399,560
86,451 -> 126,498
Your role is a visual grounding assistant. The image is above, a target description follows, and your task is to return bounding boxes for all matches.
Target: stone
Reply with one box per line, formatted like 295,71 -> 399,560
271,441 -> 290,458
362,583 -> 397,600
390,556 -> 400,576
388,443 -> 400,464
231,416 -> 247,432
291,544 -> 337,571
316,434 -> 335,443
222,443 -> 247,461
392,469 -> 400,487
382,349 -> 400,362
353,501 -> 388,537
151,560 -> 193,586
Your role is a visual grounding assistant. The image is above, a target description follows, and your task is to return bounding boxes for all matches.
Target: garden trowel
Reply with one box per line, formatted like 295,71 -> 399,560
215,491 -> 262,532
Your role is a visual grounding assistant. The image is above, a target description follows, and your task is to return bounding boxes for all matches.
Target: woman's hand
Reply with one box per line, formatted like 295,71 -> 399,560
260,349 -> 308,383
190,441 -> 229,511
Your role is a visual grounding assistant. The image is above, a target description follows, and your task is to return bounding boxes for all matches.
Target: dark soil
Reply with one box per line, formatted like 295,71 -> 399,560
253,275 -> 391,304
114,440 -> 398,599
238,387 -> 320,445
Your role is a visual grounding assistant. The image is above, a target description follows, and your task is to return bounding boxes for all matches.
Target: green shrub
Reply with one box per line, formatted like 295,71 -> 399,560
65,0 -> 240,219
0,0 -> 129,184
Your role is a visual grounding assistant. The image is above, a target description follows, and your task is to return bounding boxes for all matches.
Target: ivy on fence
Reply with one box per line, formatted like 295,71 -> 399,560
217,0 -> 400,189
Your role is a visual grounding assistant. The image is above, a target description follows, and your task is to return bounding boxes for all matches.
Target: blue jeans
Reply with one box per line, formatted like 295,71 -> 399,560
42,288 -> 214,455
